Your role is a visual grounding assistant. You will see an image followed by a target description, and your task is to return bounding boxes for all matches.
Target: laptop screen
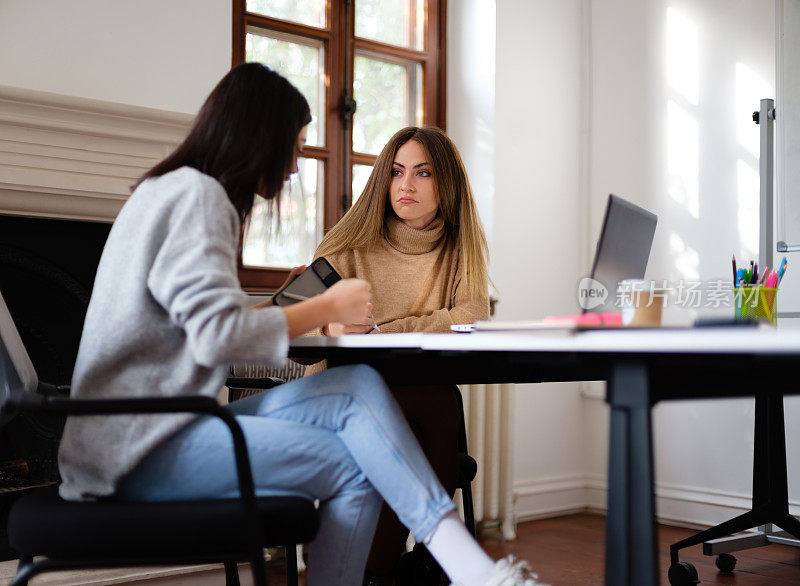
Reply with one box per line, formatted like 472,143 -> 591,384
584,194 -> 658,313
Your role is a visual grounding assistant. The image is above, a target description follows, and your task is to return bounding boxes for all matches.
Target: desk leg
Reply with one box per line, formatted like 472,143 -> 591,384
605,362 -> 657,586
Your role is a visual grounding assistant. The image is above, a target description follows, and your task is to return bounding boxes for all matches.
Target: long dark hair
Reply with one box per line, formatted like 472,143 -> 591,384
137,63 -> 311,223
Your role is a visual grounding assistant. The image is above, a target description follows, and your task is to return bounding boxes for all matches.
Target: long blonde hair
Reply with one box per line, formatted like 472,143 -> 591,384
316,126 -> 490,299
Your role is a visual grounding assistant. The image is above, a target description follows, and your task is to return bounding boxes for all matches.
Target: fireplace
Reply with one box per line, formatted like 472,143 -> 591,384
0,214 -> 111,559
0,84 -> 191,559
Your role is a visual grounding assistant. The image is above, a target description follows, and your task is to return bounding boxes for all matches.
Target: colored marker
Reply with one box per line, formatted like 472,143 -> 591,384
777,257 -> 788,285
767,271 -> 778,288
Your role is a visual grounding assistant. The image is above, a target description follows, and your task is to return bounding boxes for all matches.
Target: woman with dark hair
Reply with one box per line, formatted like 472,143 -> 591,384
57,64 -> 543,586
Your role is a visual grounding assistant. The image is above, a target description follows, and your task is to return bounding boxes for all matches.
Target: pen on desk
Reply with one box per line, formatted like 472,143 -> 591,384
752,262 -> 758,284
732,255 -> 737,287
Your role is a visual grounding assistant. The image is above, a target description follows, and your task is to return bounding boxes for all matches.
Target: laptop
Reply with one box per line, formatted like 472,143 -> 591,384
583,194 -> 658,314
463,194 -> 658,332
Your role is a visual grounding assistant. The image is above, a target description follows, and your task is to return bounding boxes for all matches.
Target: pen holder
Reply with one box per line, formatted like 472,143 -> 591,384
733,286 -> 778,325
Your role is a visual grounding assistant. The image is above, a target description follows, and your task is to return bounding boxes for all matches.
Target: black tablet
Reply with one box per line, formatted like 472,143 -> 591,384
272,257 -> 342,307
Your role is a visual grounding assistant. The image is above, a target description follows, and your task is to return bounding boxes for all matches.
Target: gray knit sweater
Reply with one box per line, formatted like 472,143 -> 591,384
58,167 -> 289,501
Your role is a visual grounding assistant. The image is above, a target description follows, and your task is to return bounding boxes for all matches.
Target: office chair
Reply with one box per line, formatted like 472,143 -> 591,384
0,291 -> 319,586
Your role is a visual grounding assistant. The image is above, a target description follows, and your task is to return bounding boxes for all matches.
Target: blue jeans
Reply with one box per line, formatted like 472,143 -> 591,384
115,365 -> 455,586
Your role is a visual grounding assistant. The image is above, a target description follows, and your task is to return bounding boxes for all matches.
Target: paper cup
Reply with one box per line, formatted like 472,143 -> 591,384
618,280 -> 667,327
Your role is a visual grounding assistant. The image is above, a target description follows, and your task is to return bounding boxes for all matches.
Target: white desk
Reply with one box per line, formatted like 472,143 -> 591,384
294,327 -> 800,353
291,327 -> 800,585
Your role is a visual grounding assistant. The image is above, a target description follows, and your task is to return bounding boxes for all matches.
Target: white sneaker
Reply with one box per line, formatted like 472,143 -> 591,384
452,555 -> 550,586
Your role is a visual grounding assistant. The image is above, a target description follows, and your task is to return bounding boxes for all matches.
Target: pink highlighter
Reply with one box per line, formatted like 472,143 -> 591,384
766,271 -> 778,288
544,312 -> 623,327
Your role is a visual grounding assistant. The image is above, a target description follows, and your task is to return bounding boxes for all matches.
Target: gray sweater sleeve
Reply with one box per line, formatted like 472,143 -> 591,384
146,180 -> 289,368
58,168 -> 290,500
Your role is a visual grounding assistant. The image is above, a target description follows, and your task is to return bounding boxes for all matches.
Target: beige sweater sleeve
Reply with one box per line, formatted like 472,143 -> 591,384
378,278 -> 490,333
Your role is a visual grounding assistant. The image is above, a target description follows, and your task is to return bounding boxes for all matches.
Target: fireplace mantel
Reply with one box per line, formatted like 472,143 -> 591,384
0,85 -> 193,223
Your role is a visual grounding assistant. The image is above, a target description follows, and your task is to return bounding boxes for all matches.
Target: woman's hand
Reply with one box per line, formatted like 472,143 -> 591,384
252,265 -> 306,308
326,321 -> 373,336
321,279 -> 371,325
281,277 -> 372,338
325,302 -> 376,336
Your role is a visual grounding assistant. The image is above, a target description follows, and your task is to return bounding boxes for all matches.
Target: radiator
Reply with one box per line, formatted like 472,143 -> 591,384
459,384 -> 517,540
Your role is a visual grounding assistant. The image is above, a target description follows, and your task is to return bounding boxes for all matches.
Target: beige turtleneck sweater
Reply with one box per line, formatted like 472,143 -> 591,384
304,214 -> 489,375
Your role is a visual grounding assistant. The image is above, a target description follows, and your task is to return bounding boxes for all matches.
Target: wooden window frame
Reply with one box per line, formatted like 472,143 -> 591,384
233,0 -> 447,291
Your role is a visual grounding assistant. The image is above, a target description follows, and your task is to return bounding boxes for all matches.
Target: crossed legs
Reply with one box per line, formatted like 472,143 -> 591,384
116,365 -> 455,586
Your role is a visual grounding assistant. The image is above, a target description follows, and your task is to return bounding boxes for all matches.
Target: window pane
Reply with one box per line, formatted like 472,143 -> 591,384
246,0 -> 326,29
353,54 -> 423,155
355,0 -> 425,50
352,164 -> 374,204
246,29 -> 325,146
243,158 -> 323,268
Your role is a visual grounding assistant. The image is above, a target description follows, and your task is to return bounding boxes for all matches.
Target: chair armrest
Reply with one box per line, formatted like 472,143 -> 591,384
2,392 -> 268,586
7,393 -> 221,417
226,376 -> 285,390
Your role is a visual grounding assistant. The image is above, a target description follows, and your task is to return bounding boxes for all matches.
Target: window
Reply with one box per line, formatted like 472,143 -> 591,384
233,0 -> 446,289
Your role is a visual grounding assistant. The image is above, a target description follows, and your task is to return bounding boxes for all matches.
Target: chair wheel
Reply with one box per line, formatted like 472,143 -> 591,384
668,561 -> 700,586
715,553 -> 737,573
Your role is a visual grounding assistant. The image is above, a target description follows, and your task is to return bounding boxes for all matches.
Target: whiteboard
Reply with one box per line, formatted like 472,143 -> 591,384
776,0 -> 800,314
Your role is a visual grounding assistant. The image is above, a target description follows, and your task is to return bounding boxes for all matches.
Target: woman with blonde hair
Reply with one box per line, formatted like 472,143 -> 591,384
315,125 -> 490,334
308,126 -> 492,585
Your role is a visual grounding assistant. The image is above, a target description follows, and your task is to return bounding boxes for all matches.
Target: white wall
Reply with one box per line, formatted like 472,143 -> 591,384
447,0 -> 496,246
588,0 -> 800,525
0,0 -> 230,114
494,0 -> 587,519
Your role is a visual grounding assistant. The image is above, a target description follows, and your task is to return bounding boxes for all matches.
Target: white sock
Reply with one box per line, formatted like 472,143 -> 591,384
423,511 -> 496,586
